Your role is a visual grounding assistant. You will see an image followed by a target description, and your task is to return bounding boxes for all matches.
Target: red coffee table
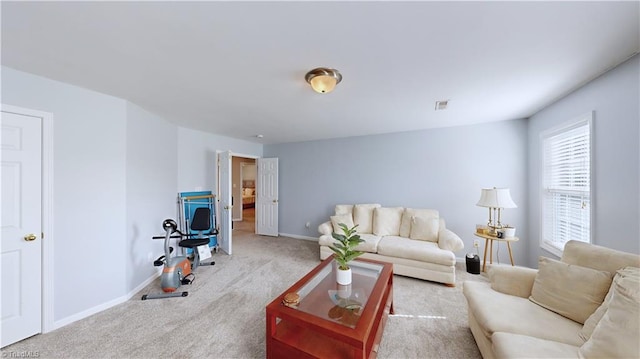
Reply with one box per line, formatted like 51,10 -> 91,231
266,257 -> 394,358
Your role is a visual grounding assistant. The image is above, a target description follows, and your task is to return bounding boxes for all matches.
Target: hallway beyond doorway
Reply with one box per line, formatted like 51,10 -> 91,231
234,207 -> 255,233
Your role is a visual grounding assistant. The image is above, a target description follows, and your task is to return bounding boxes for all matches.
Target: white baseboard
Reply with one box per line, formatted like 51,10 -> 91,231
52,271 -> 160,330
279,233 -> 318,242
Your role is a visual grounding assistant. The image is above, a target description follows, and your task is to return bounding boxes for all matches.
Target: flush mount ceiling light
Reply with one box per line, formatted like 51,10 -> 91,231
305,67 -> 342,94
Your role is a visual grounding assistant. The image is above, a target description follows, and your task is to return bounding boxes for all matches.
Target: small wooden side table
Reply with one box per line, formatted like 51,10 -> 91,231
473,232 -> 519,272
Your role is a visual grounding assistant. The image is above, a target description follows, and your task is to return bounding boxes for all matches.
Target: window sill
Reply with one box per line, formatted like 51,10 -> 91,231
540,241 -> 563,258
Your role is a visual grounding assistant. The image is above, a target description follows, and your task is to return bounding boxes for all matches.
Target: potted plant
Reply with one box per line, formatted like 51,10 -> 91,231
330,223 -> 365,285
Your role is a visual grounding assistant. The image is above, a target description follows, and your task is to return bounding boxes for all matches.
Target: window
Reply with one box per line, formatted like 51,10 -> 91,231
541,112 -> 592,256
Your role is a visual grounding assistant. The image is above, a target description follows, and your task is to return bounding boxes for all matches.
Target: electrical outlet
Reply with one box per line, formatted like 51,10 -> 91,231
473,240 -> 480,248
305,221 -> 311,228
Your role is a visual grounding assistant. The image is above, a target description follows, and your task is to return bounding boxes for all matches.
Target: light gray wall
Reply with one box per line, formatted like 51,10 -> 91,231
125,102 -> 178,291
176,128 -> 262,193
2,66 -> 264,329
265,119 -> 529,264
527,54 -> 639,265
2,66 -> 128,322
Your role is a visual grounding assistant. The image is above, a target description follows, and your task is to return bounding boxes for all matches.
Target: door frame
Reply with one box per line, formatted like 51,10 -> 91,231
1,104 -> 54,333
216,151 -> 260,245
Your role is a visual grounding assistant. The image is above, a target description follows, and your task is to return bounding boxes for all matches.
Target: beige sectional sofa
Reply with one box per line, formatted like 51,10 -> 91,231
463,240 -> 640,359
318,204 -> 464,285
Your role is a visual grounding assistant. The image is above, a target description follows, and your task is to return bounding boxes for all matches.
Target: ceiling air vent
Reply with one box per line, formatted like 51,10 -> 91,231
434,100 -> 449,111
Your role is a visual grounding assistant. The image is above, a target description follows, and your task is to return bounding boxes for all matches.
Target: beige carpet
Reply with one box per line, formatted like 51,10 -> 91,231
2,224 -> 487,358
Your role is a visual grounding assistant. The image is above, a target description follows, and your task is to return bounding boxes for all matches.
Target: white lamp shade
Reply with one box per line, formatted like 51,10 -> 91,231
309,75 -> 337,93
476,188 -> 517,208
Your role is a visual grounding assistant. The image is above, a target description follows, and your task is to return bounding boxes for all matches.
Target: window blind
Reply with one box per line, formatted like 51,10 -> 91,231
542,117 -> 591,253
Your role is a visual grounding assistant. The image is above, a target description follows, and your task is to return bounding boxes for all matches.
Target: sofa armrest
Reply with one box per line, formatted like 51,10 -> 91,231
438,228 -> 464,252
488,265 -> 538,298
318,221 -> 333,236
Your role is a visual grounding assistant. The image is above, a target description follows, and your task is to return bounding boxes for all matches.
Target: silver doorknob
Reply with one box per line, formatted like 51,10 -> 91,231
24,234 -> 37,241
272,199 -> 278,203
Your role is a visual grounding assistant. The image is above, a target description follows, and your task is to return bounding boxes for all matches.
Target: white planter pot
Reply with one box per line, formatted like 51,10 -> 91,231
336,267 -> 352,285
502,227 -> 516,237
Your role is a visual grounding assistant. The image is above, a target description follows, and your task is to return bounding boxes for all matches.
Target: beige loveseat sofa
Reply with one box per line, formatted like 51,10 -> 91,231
318,204 -> 464,285
463,240 -> 640,359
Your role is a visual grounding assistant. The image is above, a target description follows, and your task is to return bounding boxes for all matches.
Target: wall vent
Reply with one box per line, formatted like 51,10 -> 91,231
435,100 -> 449,111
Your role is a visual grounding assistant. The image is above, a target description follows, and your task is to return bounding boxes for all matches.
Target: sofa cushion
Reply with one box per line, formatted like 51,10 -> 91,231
353,233 -> 383,253
562,240 -> 640,274
353,204 -> 380,234
372,207 -> 403,236
489,265 -> 538,299
463,281 -> 584,346
377,236 -> 455,266
335,204 -> 354,216
493,332 -> 579,359
330,214 -> 355,234
409,215 -> 439,242
578,270 -> 640,359
399,208 -> 439,238
580,266 -> 640,340
529,257 -> 612,324
319,232 -> 381,253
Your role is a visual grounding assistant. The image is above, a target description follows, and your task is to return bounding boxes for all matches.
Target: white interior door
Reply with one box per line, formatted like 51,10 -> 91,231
1,111 -> 42,347
218,151 -> 232,254
256,158 -> 278,236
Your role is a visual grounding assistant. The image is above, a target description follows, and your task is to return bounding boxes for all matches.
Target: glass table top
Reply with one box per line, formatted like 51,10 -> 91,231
293,259 -> 384,328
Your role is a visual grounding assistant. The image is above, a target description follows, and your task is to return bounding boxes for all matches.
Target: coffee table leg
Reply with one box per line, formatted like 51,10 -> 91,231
266,312 -> 275,358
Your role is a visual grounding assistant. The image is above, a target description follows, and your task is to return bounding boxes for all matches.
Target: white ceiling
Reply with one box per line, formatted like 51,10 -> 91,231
2,1 -> 638,145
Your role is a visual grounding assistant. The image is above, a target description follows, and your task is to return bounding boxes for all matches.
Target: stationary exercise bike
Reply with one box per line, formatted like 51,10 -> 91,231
141,219 -> 195,300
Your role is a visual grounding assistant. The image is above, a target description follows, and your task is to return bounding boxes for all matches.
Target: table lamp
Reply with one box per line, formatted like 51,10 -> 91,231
476,188 -> 517,235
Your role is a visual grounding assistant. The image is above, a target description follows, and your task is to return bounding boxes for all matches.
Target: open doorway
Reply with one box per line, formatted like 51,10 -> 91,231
232,156 -> 256,234
218,151 -> 279,255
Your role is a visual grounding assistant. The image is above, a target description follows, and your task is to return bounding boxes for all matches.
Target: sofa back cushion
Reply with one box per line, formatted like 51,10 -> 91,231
399,208 -> 439,238
580,266 -> 640,340
578,268 -> 640,358
562,240 -> 640,274
372,207 -> 404,236
409,215 -> 439,242
529,256 -> 613,324
353,204 -> 381,234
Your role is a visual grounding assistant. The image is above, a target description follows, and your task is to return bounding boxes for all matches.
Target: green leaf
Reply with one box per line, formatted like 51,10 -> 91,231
331,232 -> 346,241
328,223 -> 365,267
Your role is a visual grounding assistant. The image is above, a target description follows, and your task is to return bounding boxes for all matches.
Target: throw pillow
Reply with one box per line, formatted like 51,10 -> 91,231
372,207 -> 403,236
409,215 -> 439,242
330,214 -> 355,234
399,208 -> 439,238
578,272 -> 640,358
580,266 -> 640,341
529,257 -> 613,324
352,204 -> 380,234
